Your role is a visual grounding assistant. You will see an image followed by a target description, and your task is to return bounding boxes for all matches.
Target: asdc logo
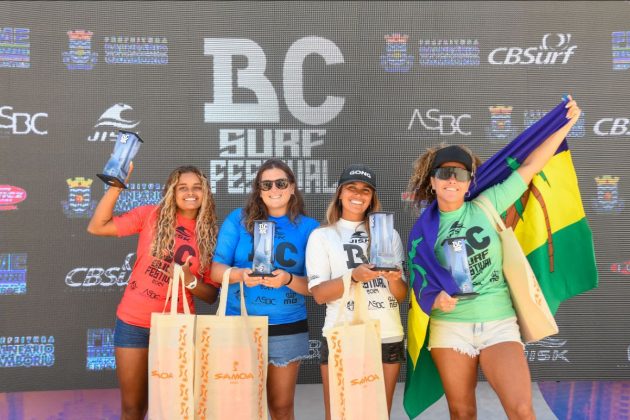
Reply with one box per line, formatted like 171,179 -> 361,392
489,33 -> 577,65
0,105 -> 48,136
204,37 -> 343,194
407,108 -> 472,136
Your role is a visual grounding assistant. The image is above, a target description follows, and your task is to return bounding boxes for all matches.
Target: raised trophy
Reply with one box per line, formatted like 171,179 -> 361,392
251,220 -> 276,277
442,237 -> 478,299
368,212 -> 399,271
97,130 -> 143,189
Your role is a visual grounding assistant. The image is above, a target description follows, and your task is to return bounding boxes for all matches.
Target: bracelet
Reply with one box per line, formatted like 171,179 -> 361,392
285,272 -> 293,286
185,276 -> 198,290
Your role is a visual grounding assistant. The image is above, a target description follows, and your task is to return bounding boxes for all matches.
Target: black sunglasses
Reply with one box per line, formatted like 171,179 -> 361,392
259,178 -> 290,191
431,167 -> 472,182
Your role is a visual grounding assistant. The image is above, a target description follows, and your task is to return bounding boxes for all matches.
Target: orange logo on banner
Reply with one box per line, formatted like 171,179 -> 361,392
351,374 -> 381,386
151,370 -> 174,379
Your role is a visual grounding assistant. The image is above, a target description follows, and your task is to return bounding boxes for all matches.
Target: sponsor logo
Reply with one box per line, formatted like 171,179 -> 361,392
204,37 -> 342,194
524,337 -> 569,362
593,176 -> 624,214
105,183 -> 163,214
0,27 -> 30,68
348,169 -> 372,178
284,290 -> 298,305
254,296 -> 276,305
304,339 -> 322,363
380,33 -> 414,72
62,177 -> 97,218
485,105 -> 516,142
610,260 -> 630,274
87,103 -> 140,142
524,109 -> 585,137
350,373 -> 380,386
86,328 -> 115,371
408,108 -> 472,135
0,253 -> 27,295
418,38 -> 480,66
0,185 -> 27,210
104,35 -> 168,65
215,361 -> 254,381
0,335 -> 55,367
489,33 -> 577,65
65,253 -> 135,289
594,117 -> 630,136
612,31 -> 630,71
62,30 -> 97,70
151,370 -> 174,379
0,105 -> 48,137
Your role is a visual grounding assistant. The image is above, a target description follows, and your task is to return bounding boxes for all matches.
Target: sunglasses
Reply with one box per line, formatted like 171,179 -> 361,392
431,167 -> 472,182
259,178 -> 290,191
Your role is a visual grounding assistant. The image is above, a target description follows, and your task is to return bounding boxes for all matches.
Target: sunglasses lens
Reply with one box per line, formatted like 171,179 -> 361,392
434,167 -> 471,181
275,179 -> 289,189
260,181 -> 273,191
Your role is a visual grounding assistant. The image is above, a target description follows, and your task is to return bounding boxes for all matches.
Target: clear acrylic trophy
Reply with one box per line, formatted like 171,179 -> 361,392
442,237 -> 478,299
251,220 -> 276,277
97,130 -> 143,189
368,212 -> 399,271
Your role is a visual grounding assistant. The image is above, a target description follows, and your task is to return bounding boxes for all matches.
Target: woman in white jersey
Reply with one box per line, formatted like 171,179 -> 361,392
305,164 -> 407,419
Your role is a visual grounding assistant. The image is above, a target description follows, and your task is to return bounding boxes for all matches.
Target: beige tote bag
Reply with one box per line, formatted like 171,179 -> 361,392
474,195 -> 559,343
148,263 -> 196,420
194,268 -> 268,420
327,272 -> 389,420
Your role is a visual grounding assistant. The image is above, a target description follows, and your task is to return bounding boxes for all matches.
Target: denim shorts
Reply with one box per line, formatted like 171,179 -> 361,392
268,332 -> 310,367
113,317 -> 151,348
428,316 -> 523,357
319,338 -> 405,364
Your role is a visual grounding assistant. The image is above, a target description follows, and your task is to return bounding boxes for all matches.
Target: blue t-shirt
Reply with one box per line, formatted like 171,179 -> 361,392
213,208 -> 319,325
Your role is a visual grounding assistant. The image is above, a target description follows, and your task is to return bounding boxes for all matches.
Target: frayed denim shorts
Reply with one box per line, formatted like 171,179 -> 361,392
268,332 -> 310,367
113,317 -> 150,348
428,316 -> 522,357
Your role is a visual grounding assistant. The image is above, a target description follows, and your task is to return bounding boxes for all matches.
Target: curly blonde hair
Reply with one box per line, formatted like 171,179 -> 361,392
406,143 -> 481,210
150,166 -> 218,272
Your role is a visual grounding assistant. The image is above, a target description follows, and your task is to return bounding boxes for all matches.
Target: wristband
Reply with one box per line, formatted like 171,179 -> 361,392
185,276 -> 198,290
285,272 -> 293,286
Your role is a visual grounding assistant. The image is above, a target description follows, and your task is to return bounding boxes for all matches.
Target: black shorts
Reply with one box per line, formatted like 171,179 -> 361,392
319,338 -> 405,364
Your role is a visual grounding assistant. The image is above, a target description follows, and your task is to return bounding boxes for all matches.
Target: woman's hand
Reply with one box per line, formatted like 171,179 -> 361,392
241,268 -> 263,288
432,291 -> 459,312
381,269 -> 403,284
564,95 -> 581,128
259,269 -> 291,288
351,263 -> 383,283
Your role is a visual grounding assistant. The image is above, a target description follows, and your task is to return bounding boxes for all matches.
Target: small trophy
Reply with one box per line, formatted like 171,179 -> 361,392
368,212 -> 399,271
251,220 -> 276,277
96,130 -> 143,189
442,237 -> 478,299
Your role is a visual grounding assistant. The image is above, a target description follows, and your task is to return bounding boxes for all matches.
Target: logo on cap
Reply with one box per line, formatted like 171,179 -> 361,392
349,170 -> 372,178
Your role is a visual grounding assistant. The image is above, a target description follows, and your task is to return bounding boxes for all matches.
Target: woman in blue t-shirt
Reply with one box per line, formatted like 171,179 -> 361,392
211,158 -> 319,420
405,97 -> 581,419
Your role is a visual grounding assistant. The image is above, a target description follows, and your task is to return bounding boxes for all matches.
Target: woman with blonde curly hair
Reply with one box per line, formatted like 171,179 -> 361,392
87,164 -> 220,420
406,98 -> 581,419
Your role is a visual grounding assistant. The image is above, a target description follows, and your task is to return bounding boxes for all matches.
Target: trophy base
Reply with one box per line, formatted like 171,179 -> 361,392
452,292 -> 479,300
370,266 -> 400,272
249,272 -> 277,277
97,174 -> 127,189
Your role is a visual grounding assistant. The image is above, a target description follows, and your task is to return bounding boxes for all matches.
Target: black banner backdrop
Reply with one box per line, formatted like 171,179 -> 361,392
1,1 -> 629,392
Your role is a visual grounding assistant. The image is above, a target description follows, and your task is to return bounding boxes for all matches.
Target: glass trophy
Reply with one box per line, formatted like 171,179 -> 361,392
251,220 -> 276,277
368,212 -> 399,271
442,237 -> 478,299
97,130 -> 143,189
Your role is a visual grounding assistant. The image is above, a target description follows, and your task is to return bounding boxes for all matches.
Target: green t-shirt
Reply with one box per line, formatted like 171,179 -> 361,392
432,171 -> 528,322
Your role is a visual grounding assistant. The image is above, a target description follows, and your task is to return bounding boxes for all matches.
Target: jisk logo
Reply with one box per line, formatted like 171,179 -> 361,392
214,361 -> 254,381
350,373 -> 381,386
151,370 -> 173,379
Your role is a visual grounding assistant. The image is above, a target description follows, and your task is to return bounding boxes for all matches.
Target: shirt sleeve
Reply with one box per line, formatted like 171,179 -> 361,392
212,209 -> 242,266
113,205 -> 155,237
305,228 -> 332,291
479,171 -> 528,214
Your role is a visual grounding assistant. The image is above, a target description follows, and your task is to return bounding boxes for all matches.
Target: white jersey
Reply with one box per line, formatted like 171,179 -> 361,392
305,218 -> 405,342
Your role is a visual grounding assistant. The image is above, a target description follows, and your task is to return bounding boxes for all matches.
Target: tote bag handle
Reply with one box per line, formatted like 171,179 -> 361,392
217,267 -> 248,317
162,263 -> 191,315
